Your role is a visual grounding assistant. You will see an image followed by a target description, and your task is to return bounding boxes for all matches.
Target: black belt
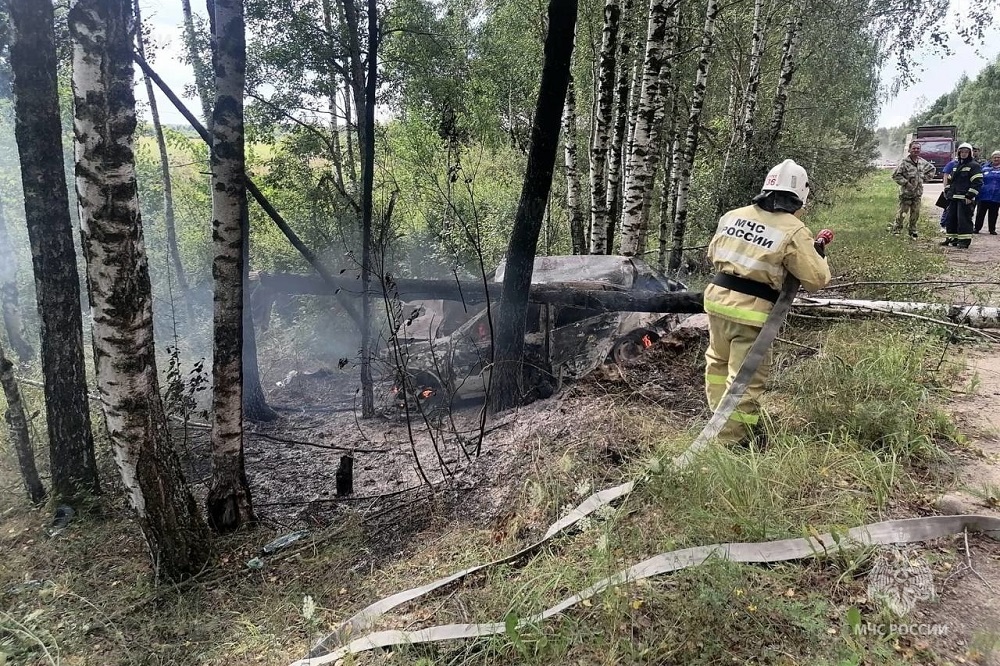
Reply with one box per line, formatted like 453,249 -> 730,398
711,272 -> 780,304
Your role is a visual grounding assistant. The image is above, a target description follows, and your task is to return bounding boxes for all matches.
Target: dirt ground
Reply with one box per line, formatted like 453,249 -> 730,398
907,184 -> 1000,664
227,199 -> 1000,664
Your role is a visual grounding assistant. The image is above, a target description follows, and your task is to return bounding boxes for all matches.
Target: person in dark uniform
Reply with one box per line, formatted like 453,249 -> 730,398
942,143 -> 984,248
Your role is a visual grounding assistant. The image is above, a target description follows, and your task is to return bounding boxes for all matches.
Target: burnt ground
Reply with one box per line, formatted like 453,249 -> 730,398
171,323 -> 712,536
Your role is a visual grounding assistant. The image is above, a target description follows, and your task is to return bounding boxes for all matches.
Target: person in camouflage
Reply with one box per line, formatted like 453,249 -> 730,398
891,141 -> 937,238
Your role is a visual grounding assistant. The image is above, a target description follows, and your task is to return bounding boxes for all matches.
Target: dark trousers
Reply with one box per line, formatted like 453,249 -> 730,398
945,199 -> 975,247
975,201 -> 1000,234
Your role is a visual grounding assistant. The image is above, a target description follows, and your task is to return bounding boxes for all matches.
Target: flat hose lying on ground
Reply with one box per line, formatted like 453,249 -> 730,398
291,515 -> 1000,665
292,265 -> 975,665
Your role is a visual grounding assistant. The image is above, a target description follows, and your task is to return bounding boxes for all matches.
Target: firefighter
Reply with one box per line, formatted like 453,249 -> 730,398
704,159 -> 833,445
890,141 -> 936,239
942,143 -> 984,248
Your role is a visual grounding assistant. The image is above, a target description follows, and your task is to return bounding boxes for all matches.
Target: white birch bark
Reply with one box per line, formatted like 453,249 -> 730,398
596,0 -> 634,254
563,77 -> 586,254
207,0 -> 255,531
619,33 -> 644,226
588,0 -> 620,253
740,0 -> 767,148
619,0 -> 678,257
70,0 -> 210,579
768,0 -> 803,144
668,0 -> 720,273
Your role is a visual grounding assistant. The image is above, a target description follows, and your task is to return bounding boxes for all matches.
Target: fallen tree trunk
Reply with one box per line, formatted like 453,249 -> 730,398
796,298 -> 1000,329
256,272 -> 1000,326
256,272 -> 705,313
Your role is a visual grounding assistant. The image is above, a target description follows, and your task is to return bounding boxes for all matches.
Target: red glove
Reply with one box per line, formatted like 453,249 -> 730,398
815,229 -> 834,246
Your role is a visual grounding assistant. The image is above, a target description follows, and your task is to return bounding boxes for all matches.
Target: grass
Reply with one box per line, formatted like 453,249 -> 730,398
0,174 -> 979,665
813,176 -> 948,300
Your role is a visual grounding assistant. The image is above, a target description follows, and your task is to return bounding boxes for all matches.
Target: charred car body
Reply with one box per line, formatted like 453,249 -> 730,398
385,255 -> 688,410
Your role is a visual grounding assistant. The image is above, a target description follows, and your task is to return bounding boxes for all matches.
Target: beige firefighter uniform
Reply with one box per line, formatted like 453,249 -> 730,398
704,204 -> 831,442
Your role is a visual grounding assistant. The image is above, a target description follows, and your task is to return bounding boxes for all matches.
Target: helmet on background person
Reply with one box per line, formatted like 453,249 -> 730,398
760,159 -> 810,205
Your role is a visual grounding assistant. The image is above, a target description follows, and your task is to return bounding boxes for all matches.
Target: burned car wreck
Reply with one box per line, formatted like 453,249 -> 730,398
386,255 -> 689,410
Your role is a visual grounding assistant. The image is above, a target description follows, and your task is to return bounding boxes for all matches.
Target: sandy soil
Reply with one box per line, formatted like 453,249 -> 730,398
909,185 -> 1000,664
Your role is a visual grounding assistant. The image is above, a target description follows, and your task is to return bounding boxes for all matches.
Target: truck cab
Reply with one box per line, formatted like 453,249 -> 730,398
912,125 -> 958,181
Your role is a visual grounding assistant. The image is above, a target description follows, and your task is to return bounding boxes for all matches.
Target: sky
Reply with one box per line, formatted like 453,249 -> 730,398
136,0 -> 1000,131
877,20 -> 1000,129
135,0 -> 197,127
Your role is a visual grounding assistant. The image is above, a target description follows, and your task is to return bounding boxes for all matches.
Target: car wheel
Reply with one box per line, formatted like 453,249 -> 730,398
611,328 -> 660,364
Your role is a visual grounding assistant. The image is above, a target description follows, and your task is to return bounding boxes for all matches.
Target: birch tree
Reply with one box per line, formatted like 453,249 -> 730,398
70,0 -> 211,578
768,0 -> 804,144
618,0 -> 676,256
587,0 -> 620,254
9,0 -> 100,502
599,0 -> 634,254
668,0 -> 719,274
563,76 -> 586,254
207,0 -> 257,531
134,0 -> 191,310
738,0 -> 768,150
0,197 -> 33,362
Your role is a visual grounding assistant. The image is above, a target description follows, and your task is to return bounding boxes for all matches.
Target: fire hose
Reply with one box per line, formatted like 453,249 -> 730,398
290,234 -> 1000,666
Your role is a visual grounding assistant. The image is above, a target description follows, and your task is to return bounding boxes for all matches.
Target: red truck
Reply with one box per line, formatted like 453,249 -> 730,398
904,125 -> 958,181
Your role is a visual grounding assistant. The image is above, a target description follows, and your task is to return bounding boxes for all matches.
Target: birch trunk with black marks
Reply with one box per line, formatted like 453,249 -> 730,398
180,0 -> 214,124
768,0 -> 803,145
9,0 -> 100,502
203,0 -> 274,425
359,0 -> 378,418
70,0 -> 210,579
621,37 -> 643,193
587,0 -> 619,254
206,0 -> 256,531
619,0 -> 676,257
563,76 -> 586,254
659,16 -> 688,272
668,0 -> 720,274
599,0 -> 634,254
134,0 -> 191,310
0,197 -> 33,362
0,344 -> 45,504
739,0 -> 767,149
657,71 -> 681,271
489,0 -> 578,414
636,7 -> 680,255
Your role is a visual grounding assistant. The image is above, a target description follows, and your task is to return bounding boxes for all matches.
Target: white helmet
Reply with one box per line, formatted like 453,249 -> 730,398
761,159 -> 810,204
958,142 -> 973,154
